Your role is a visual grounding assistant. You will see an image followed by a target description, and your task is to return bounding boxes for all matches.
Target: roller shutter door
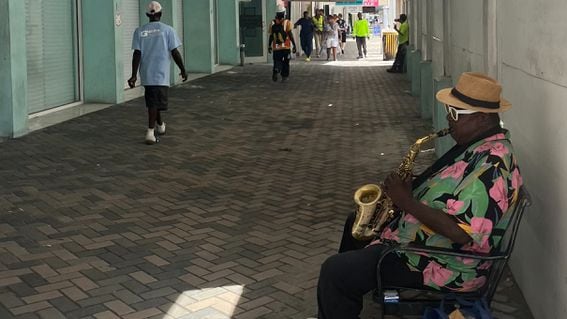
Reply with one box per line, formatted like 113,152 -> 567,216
25,0 -> 79,113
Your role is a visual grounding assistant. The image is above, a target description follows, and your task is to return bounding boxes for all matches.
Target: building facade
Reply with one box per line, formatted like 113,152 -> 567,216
406,0 -> 567,317
0,0 -> 280,138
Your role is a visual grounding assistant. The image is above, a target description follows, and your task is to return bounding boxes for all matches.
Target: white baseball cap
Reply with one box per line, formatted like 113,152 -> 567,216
147,1 -> 162,14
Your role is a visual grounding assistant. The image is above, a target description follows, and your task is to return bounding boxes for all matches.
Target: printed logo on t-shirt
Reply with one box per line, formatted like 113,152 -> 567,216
141,29 -> 162,37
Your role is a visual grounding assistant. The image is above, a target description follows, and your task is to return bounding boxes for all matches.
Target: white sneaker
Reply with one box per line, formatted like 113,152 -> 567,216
157,122 -> 166,135
145,128 -> 156,145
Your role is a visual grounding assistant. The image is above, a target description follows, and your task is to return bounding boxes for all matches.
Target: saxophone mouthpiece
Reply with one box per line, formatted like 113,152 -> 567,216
437,128 -> 452,137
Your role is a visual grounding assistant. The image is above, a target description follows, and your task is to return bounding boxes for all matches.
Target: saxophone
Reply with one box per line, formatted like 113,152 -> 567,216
351,128 -> 451,241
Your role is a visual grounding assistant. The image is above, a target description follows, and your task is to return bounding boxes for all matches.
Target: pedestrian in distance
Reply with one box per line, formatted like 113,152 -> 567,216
294,11 -> 315,62
128,1 -> 187,145
337,13 -> 348,55
388,14 -> 410,73
312,9 -> 325,58
325,15 -> 340,61
268,9 -> 297,82
352,12 -> 370,59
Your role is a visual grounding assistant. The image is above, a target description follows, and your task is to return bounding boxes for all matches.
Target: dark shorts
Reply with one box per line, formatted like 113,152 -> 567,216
341,32 -> 347,43
144,86 -> 169,111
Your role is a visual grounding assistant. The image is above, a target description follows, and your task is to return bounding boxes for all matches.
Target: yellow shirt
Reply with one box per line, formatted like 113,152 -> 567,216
313,16 -> 324,32
353,19 -> 370,38
398,22 -> 409,44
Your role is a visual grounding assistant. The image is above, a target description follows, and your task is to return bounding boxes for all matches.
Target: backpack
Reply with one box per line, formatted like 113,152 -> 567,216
271,19 -> 289,45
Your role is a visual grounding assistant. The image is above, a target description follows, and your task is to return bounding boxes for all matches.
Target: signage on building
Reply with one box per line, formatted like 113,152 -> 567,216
336,0 -> 363,6
362,6 -> 377,13
337,0 -> 378,7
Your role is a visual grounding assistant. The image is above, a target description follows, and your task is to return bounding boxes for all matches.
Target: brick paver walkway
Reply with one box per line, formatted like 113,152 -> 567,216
0,40 -> 532,319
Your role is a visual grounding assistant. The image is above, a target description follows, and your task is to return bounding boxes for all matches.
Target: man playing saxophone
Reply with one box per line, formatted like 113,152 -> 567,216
315,73 -> 523,319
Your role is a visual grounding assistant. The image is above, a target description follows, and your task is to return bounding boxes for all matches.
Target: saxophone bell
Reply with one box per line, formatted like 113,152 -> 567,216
351,128 -> 450,241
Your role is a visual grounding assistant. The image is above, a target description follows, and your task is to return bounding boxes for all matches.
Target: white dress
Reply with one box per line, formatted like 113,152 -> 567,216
326,23 -> 339,48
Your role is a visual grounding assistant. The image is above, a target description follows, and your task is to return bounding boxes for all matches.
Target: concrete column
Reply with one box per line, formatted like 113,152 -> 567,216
0,0 -> 28,138
218,1 -> 239,65
265,0 -> 277,63
484,0 -> 498,79
82,0 -> 122,104
419,61 -> 433,119
410,50 -> 422,97
433,76 -> 454,156
442,0 -> 451,76
186,0 -> 214,73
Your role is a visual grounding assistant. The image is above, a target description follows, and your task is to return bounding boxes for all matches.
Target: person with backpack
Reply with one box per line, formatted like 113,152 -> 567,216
268,9 -> 297,82
337,14 -> 348,55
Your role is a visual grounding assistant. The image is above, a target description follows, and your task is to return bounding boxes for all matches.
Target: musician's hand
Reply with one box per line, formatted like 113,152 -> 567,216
383,173 -> 413,208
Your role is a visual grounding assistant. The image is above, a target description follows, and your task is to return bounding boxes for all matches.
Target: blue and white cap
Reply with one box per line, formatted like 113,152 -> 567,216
146,1 -> 162,15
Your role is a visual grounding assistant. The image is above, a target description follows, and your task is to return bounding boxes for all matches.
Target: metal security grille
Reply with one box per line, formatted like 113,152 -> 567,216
122,0 -> 141,89
25,0 -> 79,114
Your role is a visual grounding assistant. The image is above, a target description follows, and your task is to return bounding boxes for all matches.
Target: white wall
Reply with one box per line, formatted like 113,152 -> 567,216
411,0 -> 567,317
448,0 -> 484,82
499,0 -> 567,317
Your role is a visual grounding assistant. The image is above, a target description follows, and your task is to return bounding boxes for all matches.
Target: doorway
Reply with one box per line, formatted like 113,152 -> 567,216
239,0 -> 267,63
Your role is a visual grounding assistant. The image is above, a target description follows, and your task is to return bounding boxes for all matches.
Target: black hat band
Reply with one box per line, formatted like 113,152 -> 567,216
451,88 -> 500,109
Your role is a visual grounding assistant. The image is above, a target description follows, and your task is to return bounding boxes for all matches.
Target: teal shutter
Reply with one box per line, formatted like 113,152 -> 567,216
122,0 -> 141,89
173,0 -> 184,84
25,0 -> 79,113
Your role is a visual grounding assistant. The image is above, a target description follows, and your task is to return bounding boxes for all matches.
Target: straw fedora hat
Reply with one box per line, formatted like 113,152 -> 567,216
436,72 -> 511,113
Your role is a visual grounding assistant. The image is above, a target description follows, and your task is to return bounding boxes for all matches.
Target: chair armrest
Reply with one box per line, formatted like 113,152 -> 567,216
389,242 -> 508,261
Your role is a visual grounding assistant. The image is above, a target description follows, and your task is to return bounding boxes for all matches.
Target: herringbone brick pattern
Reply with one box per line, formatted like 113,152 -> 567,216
0,41 -> 532,318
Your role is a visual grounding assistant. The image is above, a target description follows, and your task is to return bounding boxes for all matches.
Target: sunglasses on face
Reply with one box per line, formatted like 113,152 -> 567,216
444,105 -> 478,121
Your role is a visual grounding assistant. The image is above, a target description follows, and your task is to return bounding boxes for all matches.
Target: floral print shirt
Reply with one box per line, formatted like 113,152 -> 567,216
380,131 -> 523,291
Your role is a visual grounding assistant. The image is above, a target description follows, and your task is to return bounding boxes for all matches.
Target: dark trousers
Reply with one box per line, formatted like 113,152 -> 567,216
356,37 -> 367,57
273,50 -> 291,78
392,42 -> 409,71
300,35 -> 314,58
317,212 -> 423,319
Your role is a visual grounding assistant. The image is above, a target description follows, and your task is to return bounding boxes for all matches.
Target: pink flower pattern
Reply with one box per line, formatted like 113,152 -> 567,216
489,177 -> 509,212
439,161 -> 468,179
460,276 -> 487,291
380,228 -> 399,242
446,199 -> 465,215
474,142 -> 509,157
403,213 -> 419,224
512,168 -> 523,190
423,261 -> 454,287
378,132 -> 521,291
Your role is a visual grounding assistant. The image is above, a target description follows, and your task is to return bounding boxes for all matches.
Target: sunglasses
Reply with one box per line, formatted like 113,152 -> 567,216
444,105 -> 478,121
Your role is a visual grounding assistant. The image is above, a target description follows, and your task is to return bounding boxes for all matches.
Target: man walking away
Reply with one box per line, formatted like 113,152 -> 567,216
128,1 -> 187,145
294,11 -> 315,61
312,9 -> 324,58
268,9 -> 297,82
353,12 -> 370,59
388,14 -> 410,73
337,13 -> 347,55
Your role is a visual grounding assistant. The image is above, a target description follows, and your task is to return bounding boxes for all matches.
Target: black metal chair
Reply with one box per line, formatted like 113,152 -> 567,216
374,186 -> 531,318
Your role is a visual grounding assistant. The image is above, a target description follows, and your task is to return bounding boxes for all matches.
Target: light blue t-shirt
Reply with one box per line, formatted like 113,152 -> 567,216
132,22 -> 181,87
